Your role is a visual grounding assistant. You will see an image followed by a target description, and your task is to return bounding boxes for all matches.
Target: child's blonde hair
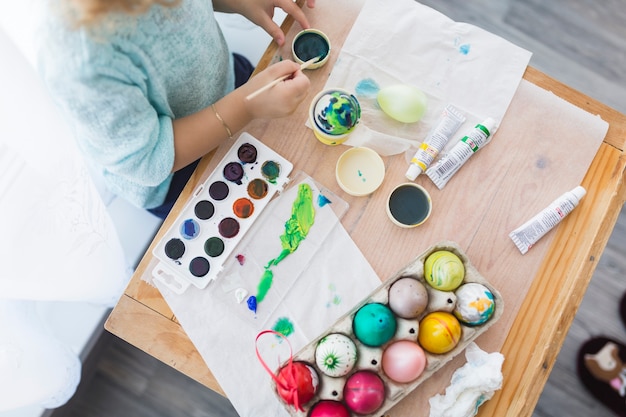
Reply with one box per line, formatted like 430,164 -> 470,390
63,0 -> 180,27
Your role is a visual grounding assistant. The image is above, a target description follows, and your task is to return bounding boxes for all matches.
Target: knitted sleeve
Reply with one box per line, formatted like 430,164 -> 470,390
43,40 -> 175,189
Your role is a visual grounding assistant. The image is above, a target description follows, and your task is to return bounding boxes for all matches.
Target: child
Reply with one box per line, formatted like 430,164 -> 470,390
36,0 -> 316,218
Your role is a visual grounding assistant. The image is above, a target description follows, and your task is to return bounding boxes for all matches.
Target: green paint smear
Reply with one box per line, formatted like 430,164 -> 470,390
272,317 -> 295,337
256,183 -> 315,302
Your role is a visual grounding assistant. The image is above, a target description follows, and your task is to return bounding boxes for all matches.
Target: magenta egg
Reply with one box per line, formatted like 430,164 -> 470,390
308,400 -> 351,417
381,340 -> 427,383
343,370 -> 386,415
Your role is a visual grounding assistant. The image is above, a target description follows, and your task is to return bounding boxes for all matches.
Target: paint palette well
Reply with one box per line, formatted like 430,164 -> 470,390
153,133 -> 293,291
272,241 -> 503,416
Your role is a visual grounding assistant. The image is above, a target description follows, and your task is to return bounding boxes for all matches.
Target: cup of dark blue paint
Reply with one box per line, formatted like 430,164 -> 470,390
292,29 -> 331,69
386,183 -> 432,228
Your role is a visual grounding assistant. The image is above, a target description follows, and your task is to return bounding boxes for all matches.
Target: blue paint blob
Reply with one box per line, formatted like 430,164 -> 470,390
536,157 -> 548,169
180,218 -> 200,240
317,193 -> 332,207
459,44 -> 471,55
355,78 -> 380,98
247,296 -> 257,314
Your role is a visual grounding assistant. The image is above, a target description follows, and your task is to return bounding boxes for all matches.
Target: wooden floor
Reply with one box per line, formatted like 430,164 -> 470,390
51,1 -> 626,416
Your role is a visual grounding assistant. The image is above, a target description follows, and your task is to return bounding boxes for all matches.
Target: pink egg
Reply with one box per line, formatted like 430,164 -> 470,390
308,400 -> 351,417
343,370 -> 386,415
381,340 -> 427,383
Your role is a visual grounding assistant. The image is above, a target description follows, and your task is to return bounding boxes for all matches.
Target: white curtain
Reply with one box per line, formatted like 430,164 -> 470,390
0,5 -> 129,411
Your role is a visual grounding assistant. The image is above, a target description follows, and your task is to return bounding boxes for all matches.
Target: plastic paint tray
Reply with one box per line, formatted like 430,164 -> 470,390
152,132 -> 293,293
273,241 -> 504,416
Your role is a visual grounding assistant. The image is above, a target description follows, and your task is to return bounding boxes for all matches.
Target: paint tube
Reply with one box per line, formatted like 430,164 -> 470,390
405,104 -> 466,180
509,186 -> 586,255
425,118 -> 498,189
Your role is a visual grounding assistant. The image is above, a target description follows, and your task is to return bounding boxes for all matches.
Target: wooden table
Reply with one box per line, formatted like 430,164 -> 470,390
105,1 -> 626,416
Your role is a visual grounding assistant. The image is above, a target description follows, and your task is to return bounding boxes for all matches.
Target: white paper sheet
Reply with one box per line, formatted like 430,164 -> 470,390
154,176 -> 382,417
323,0 -> 532,156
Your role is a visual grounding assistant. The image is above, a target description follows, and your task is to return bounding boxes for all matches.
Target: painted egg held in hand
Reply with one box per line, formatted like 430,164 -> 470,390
376,84 -> 427,123
353,303 -> 397,347
275,361 -> 319,409
418,311 -> 462,354
424,250 -> 465,291
315,333 -> 358,377
454,282 -> 496,326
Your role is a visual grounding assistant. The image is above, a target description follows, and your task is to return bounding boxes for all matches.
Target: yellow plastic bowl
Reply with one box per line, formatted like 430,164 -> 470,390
292,29 -> 331,69
336,147 -> 385,196
386,183 -> 432,227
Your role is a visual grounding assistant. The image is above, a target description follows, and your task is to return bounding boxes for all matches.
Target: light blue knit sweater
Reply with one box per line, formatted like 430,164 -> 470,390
38,0 -> 235,208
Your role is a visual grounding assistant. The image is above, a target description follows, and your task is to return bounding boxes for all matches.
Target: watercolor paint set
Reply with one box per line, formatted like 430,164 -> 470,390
270,241 -> 503,417
152,133 -> 293,293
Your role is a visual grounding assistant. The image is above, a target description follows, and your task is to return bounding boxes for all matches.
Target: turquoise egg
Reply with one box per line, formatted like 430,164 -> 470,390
353,303 -> 397,347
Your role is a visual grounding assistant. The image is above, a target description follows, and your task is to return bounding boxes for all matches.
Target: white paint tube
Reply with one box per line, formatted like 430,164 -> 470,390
425,118 -> 498,189
509,186 -> 587,255
405,104 -> 466,180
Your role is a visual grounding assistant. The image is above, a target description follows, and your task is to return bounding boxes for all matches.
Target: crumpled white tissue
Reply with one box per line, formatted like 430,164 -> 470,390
429,342 -> 504,417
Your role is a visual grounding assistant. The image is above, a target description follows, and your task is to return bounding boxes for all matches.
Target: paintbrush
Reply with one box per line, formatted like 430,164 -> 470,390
245,56 -> 320,101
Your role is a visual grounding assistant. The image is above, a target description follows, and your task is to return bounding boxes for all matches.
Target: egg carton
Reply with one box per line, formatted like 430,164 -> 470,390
274,240 -> 504,416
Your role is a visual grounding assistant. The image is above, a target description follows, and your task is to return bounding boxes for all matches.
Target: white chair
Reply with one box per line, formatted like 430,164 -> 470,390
0,15 -> 156,417
0,5 -> 281,416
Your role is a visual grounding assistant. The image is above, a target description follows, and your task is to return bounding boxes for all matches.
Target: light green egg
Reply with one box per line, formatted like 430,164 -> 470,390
424,250 -> 465,291
376,84 -> 427,123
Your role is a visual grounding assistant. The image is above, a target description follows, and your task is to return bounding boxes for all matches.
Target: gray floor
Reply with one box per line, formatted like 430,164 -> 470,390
51,1 -> 626,416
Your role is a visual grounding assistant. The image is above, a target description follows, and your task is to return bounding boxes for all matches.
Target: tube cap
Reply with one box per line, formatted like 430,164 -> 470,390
405,164 -> 423,181
479,118 -> 498,135
571,186 -> 586,202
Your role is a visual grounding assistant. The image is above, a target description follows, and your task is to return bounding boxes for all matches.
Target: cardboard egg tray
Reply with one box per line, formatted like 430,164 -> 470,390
276,240 -> 504,416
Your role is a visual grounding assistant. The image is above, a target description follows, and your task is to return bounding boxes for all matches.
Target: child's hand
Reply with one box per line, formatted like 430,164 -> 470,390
215,0 -> 315,46
242,60 -> 311,119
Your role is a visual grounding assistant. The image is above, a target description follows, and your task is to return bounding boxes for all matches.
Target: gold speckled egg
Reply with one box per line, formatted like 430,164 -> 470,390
424,250 -> 465,291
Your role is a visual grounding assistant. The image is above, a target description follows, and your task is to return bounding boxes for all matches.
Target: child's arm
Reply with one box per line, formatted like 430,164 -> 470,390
170,60 -> 310,172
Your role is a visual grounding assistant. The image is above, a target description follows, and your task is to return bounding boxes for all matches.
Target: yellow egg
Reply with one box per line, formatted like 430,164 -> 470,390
376,84 -> 427,124
418,311 -> 462,354
424,250 -> 465,291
